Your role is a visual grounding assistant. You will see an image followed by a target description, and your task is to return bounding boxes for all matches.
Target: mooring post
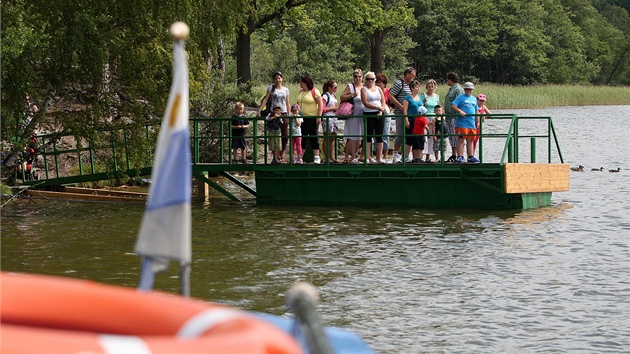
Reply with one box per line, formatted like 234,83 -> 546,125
195,173 -> 208,201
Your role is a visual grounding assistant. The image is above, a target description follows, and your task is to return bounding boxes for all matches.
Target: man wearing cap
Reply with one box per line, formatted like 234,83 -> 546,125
450,82 -> 480,163
443,72 -> 464,163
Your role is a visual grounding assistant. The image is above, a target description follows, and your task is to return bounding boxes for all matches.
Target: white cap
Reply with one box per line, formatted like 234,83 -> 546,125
463,82 -> 474,90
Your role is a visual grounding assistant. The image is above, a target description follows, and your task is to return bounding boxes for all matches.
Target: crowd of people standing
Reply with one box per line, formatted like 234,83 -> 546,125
232,68 -> 491,164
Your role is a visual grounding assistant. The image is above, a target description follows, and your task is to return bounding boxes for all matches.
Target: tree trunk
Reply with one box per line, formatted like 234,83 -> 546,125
370,30 -> 387,73
217,38 -> 225,83
236,31 -> 251,85
205,48 -> 213,76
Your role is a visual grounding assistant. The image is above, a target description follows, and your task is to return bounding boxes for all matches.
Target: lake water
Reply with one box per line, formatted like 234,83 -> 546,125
2,105 -> 629,353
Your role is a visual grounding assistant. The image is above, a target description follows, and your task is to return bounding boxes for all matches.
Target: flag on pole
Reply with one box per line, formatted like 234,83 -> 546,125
135,22 -> 191,295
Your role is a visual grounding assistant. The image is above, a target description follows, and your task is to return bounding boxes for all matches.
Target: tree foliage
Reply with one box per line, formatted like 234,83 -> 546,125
1,0 -> 628,150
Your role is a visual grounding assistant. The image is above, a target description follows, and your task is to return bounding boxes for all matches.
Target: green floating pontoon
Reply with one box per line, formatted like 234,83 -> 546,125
254,162 -> 567,210
19,114 -> 568,210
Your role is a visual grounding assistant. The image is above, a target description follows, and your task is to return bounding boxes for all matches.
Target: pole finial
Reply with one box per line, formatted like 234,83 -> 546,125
170,22 -> 190,40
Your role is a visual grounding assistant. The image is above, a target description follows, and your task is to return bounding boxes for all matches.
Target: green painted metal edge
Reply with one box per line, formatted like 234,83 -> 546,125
253,164 -> 532,210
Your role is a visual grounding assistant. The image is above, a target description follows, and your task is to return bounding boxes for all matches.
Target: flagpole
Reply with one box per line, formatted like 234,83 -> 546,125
170,22 -> 191,298
135,22 -> 192,296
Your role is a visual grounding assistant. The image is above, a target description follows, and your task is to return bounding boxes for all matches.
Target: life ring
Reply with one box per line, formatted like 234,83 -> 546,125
0,272 -> 302,354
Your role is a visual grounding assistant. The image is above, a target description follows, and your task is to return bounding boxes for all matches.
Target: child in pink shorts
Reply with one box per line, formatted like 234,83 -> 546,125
290,104 -> 303,163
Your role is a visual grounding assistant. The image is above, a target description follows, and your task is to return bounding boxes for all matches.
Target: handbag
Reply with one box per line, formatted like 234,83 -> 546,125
260,85 -> 276,116
336,84 -> 355,119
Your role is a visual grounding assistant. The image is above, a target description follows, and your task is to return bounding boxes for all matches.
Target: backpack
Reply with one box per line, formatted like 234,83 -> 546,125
321,92 -> 330,113
260,85 -> 276,117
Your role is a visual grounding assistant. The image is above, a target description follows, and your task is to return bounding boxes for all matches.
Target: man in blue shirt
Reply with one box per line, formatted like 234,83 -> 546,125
450,82 -> 480,163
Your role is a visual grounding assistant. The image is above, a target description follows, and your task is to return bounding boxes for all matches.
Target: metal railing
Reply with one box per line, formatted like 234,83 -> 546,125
10,113 -> 564,186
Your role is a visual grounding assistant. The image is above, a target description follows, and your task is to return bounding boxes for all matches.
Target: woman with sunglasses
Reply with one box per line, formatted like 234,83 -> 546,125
361,72 -> 387,163
340,69 -> 365,164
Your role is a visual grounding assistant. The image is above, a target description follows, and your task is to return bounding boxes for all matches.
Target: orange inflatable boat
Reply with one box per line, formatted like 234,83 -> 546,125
0,272 -> 302,354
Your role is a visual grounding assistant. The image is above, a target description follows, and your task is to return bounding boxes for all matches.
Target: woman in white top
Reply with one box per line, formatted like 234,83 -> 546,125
258,71 -> 291,161
340,69 -> 364,164
361,71 -> 387,163
321,80 -> 339,163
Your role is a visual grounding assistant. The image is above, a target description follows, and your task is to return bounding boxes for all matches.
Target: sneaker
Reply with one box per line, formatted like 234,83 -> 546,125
467,156 -> 480,163
349,159 -> 359,164
297,158 -> 303,164
393,153 -> 401,164
411,158 -> 424,164
455,156 -> 466,163
446,155 -> 457,163
271,158 -> 280,165
404,157 -> 413,163
369,158 -> 377,164
313,156 -> 321,164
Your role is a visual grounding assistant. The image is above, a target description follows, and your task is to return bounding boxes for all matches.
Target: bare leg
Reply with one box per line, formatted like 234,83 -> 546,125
376,142 -> 383,161
456,137 -> 465,157
466,138 -> 475,157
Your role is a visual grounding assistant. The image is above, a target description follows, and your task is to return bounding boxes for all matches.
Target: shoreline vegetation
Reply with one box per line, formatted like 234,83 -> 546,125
257,83 -> 630,110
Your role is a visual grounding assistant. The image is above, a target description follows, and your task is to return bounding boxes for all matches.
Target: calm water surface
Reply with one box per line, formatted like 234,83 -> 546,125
2,106 -> 629,353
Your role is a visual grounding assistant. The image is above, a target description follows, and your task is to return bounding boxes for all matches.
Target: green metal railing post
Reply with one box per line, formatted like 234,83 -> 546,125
53,141 -> 60,178
507,136 -> 514,163
42,139 -> 50,179
124,129 -> 131,171
89,141 -> 95,174
550,119 -> 564,163
514,117 -> 519,163
77,145 -> 84,176
478,116 -> 483,163
193,119 -> 199,164
547,118 -> 552,163
253,118 -> 259,164
531,138 -> 536,163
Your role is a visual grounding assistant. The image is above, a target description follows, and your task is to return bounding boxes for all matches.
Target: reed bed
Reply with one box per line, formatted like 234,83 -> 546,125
256,83 -> 630,110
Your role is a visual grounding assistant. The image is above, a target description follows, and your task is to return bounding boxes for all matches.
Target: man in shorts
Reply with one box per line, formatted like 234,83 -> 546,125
443,72 -> 464,162
388,67 -> 416,163
450,82 -> 480,163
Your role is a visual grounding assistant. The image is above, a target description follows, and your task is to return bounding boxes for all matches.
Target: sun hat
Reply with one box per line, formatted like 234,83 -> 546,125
273,71 -> 283,78
463,82 -> 475,90
290,104 -> 300,111
477,94 -> 486,101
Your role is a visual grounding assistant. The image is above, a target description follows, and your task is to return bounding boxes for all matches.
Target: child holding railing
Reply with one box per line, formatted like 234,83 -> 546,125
474,94 -> 492,152
231,102 -> 250,163
290,104 -> 304,164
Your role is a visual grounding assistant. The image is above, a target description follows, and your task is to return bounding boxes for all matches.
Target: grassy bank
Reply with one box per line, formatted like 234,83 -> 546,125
255,83 -> 630,110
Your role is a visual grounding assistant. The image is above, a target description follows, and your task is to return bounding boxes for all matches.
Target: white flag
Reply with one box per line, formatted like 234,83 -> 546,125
135,38 -> 191,277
